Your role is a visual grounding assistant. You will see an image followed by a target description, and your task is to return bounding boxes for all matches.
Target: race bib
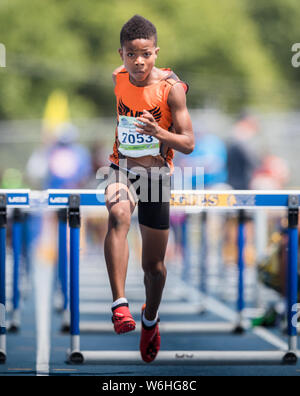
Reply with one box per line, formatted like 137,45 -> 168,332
118,116 -> 160,158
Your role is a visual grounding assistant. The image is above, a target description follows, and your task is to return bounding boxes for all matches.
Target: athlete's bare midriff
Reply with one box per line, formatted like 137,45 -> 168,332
119,153 -> 167,172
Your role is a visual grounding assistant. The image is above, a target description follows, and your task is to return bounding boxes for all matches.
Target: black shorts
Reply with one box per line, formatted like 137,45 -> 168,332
106,163 -> 170,230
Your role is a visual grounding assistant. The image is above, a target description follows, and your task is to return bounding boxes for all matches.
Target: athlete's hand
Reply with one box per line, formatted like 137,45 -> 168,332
135,110 -> 161,138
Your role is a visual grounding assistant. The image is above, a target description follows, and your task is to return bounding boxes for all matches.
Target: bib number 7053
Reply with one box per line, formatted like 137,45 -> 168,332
121,132 -> 154,144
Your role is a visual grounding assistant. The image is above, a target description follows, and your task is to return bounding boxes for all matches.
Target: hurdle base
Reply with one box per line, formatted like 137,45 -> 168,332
0,350 -> 6,363
67,350 -> 84,364
65,350 -> 297,366
60,311 -> 71,333
233,324 -> 246,334
7,324 -> 20,333
78,321 -> 243,334
282,352 -> 298,365
55,306 -> 64,314
8,310 -> 21,333
54,292 -> 64,313
61,323 -> 71,333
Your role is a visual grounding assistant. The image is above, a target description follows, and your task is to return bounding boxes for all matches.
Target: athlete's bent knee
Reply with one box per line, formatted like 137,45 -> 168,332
109,207 -> 131,230
143,261 -> 167,277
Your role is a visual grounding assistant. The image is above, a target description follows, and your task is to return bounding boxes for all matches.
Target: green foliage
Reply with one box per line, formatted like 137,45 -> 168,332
245,0 -> 300,105
0,0 -> 298,119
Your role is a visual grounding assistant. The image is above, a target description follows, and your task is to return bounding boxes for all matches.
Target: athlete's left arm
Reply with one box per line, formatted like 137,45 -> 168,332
135,83 -> 194,155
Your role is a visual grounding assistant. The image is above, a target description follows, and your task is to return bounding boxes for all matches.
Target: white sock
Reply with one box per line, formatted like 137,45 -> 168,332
112,297 -> 128,309
142,311 -> 158,327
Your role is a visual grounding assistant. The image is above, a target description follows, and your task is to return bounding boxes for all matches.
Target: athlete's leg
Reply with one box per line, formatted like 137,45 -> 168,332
104,181 -> 136,301
139,224 -> 169,320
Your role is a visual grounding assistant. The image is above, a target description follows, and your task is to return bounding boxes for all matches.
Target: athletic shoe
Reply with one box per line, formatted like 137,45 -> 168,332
111,304 -> 136,334
140,304 -> 161,363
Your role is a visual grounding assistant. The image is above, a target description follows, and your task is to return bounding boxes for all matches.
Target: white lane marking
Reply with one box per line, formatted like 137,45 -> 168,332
34,260 -> 54,376
253,327 -> 288,351
168,273 -> 290,351
168,273 -> 238,321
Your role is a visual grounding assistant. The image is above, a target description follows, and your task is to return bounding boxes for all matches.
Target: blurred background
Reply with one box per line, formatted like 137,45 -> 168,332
0,0 -> 300,188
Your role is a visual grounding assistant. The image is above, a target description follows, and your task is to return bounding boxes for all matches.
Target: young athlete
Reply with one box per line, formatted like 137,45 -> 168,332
105,15 -> 194,363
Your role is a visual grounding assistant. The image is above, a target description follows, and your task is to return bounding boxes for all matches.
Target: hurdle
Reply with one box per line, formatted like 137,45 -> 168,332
57,209 -> 69,330
45,189 -> 299,365
69,203 -> 249,334
0,190 -> 30,363
9,208 -> 23,332
180,207 -> 250,333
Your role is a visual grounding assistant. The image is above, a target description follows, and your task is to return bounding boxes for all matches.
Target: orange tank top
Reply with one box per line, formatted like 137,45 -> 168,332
109,67 -> 188,173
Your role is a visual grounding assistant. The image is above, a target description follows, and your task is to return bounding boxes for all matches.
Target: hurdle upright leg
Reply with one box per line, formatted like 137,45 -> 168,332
58,209 -> 69,331
22,213 -> 30,278
10,209 -> 23,332
181,214 -> 191,282
199,211 -> 208,294
285,195 -> 299,362
67,195 -> 84,363
0,194 -> 7,363
235,209 -> 246,333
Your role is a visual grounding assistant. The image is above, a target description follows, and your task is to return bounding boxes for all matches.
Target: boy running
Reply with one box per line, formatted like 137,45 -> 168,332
105,14 -> 194,363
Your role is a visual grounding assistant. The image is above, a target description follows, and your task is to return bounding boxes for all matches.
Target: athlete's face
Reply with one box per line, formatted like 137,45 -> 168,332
119,38 -> 159,85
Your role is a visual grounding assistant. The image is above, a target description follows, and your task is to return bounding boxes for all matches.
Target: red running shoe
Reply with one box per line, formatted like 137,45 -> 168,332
111,304 -> 136,334
140,304 -> 161,363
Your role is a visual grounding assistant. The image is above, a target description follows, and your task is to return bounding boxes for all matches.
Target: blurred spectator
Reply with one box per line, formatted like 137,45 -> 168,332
250,154 -> 290,190
169,128 -> 229,268
27,123 -> 92,189
223,114 -> 261,268
86,142 -> 108,188
26,122 -> 93,268
85,142 -> 109,251
226,113 -> 260,190
175,128 -> 228,190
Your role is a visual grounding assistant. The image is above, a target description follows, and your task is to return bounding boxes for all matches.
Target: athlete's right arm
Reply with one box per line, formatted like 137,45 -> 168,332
112,65 -> 125,85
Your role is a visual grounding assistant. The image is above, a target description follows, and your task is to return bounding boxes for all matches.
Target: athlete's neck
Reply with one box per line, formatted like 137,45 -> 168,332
129,67 -> 169,87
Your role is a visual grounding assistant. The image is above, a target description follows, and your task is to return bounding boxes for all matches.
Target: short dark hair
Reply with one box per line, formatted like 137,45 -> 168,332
120,15 -> 157,47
